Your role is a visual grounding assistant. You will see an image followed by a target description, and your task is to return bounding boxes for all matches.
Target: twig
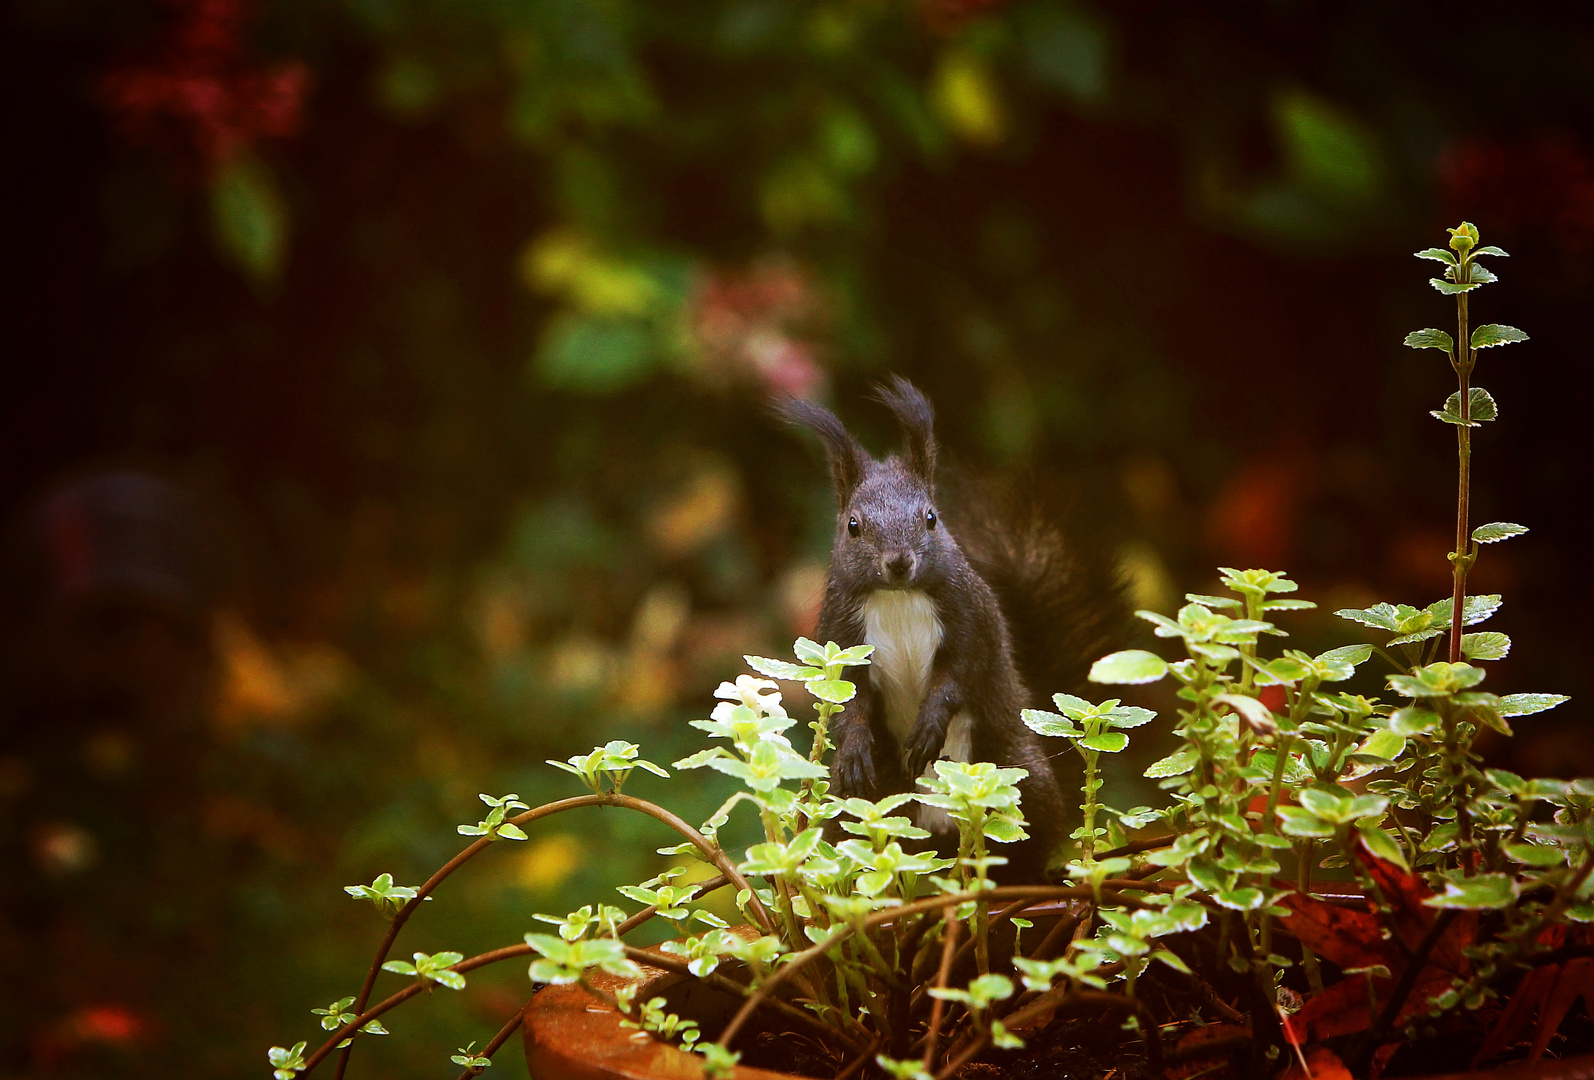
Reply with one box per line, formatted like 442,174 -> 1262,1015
1448,270 -> 1473,665
922,907 -> 961,1072
1096,834 -> 1176,860
1025,907 -> 1082,961
1185,968 -> 1246,1025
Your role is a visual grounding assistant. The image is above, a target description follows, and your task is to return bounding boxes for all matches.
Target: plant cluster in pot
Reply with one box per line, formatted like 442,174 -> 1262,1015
273,224 -> 1587,1080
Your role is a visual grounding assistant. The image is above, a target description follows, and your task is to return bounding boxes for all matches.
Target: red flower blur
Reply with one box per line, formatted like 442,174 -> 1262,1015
688,258 -> 828,399
1441,134 -> 1594,255
101,0 -> 309,172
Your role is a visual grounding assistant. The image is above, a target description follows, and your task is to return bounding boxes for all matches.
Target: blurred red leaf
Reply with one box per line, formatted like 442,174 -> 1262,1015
1279,844 -> 1475,1042
1473,919 -> 1594,1068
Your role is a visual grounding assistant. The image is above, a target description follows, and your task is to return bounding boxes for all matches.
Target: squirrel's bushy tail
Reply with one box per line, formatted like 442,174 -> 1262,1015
945,471 -> 1127,703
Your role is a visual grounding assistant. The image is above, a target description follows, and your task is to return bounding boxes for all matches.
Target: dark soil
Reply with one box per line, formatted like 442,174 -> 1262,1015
737,1015 -> 1159,1080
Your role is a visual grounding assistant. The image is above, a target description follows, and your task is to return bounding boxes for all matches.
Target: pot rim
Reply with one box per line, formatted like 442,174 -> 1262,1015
524,957 -> 810,1080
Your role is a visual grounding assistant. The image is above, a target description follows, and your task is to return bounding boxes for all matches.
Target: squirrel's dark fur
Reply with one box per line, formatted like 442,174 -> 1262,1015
778,377 -> 1125,881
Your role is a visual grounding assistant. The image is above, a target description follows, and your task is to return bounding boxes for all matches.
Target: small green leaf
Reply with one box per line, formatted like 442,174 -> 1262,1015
1317,643 -> 1373,667
1497,693 -> 1569,718
1424,874 -> 1517,911
1079,731 -> 1130,754
1503,842 -> 1565,868
1387,661 -> 1486,698
1430,278 -> 1482,295
1460,632 -> 1510,661
1214,887 -> 1264,911
831,644 -> 876,665
1298,786 -> 1353,820
1021,709 -> 1082,738
1277,806 -> 1334,838
1472,522 -> 1527,544
1106,705 -> 1157,729
1473,245 -> 1510,258
808,679 -> 856,704
1261,598 -> 1316,611
1391,706 -> 1441,736
1403,328 -> 1454,352
1213,693 -> 1276,733
1144,746 -> 1198,779
1089,650 -> 1168,685
269,1041 -> 310,1080
1335,603 -> 1401,631
792,638 -> 827,665
1358,729 -> 1406,760
1471,324 -> 1527,349
1150,948 -> 1192,974
1414,247 -> 1457,266
1358,823 -> 1409,870
211,155 -> 290,284
1431,387 -> 1498,427
744,655 -> 821,681
699,1042 -> 741,1078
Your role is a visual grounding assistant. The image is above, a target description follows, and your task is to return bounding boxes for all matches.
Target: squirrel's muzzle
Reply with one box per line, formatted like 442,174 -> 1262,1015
880,549 -> 917,585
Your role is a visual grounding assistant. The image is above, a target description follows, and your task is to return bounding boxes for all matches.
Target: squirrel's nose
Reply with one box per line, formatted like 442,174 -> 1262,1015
881,550 -> 915,583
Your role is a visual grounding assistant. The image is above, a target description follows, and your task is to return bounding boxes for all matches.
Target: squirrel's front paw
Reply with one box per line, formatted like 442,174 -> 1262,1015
833,739 -> 880,797
900,722 -> 946,783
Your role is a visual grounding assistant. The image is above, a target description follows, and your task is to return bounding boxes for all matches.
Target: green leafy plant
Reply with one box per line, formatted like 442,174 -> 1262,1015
276,224 -> 1581,1080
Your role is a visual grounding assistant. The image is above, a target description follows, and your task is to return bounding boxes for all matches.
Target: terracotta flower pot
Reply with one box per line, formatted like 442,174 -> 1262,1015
524,956 -> 802,1080
522,934 -> 1594,1080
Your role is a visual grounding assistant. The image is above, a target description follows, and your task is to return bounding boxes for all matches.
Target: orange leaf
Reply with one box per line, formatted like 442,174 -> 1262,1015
1276,893 -> 1388,971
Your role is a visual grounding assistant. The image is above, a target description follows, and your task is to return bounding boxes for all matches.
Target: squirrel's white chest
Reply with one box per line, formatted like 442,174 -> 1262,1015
861,590 -> 972,770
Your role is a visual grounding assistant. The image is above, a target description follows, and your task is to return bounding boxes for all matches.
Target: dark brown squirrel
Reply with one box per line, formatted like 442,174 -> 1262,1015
778,377 -> 1125,881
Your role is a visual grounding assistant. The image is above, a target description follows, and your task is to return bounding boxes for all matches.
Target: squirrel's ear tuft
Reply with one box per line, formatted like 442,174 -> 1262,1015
774,396 -> 867,503
874,376 -> 937,486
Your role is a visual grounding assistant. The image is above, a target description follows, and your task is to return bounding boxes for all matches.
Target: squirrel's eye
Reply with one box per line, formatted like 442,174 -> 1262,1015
925,510 -> 937,528
847,517 -> 860,537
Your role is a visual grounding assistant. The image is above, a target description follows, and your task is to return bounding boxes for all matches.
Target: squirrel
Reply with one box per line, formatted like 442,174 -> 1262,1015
778,377 -> 1124,881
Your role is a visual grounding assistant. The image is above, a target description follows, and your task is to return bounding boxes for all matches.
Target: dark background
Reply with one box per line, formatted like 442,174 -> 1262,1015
2,1 -> 1591,1075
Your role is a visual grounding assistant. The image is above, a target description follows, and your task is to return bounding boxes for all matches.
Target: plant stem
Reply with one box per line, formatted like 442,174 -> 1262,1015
1079,743 -> 1100,866
922,908 -> 960,1072
972,828 -> 991,976
1449,273 -> 1472,664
